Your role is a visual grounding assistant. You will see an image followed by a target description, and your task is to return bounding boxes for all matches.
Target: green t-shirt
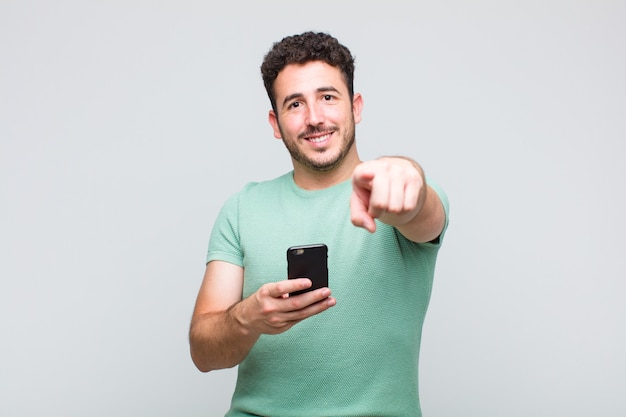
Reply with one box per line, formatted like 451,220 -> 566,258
207,172 -> 449,417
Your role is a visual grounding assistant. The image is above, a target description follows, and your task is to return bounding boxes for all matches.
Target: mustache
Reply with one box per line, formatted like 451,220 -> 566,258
298,126 -> 336,140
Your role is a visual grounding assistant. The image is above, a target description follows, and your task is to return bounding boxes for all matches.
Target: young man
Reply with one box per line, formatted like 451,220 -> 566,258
190,31 -> 449,416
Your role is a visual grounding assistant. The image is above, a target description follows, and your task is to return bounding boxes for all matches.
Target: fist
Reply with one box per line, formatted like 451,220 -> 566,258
350,157 -> 426,232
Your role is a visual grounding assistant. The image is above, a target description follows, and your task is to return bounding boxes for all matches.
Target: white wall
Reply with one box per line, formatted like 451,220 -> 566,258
1,1 -> 624,416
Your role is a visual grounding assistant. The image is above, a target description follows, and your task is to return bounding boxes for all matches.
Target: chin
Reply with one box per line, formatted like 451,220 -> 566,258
308,156 -> 344,172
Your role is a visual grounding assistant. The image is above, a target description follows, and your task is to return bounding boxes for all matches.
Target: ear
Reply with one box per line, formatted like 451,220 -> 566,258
268,110 -> 282,139
352,93 -> 363,124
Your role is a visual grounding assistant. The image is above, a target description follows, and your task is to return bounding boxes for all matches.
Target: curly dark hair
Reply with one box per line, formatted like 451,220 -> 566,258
260,31 -> 356,112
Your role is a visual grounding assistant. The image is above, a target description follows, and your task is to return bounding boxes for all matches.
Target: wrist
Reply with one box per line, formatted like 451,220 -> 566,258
228,300 -> 256,338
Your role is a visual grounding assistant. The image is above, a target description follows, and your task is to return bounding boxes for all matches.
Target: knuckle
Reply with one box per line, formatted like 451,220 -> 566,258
267,316 -> 283,326
274,282 -> 286,294
260,302 -> 277,316
259,283 -> 273,296
288,298 -> 303,310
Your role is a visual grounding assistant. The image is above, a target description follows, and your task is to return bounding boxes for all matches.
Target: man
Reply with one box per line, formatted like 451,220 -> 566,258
190,31 -> 449,416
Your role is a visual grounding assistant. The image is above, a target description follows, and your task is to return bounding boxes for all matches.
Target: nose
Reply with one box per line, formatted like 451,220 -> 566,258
305,102 -> 324,126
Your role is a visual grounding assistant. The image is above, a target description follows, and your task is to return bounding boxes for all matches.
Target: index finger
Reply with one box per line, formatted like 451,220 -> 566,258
352,165 -> 375,189
269,278 -> 312,298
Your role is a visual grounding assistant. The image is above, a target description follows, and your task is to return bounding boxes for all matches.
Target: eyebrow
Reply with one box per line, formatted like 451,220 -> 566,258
281,86 -> 342,109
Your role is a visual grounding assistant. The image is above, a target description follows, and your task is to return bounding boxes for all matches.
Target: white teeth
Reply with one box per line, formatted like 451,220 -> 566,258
309,133 -> 331,143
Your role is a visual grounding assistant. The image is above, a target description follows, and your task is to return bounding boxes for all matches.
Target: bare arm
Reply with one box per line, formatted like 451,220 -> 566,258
189,260 -> 336,372
350,156 -> 446,243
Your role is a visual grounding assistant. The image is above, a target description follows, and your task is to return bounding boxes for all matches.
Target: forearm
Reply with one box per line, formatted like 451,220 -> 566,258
190,262 -> 336,372
189,303 -> 260,372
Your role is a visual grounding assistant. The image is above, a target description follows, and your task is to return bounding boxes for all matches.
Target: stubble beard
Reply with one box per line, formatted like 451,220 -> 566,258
280,120 -> 356,173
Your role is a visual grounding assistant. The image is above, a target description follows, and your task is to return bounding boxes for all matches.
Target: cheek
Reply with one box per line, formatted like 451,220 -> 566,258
271,113 -> 297,139
279,115 -> 303,136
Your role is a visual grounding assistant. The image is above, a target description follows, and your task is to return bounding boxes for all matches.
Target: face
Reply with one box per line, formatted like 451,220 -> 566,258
268,61 -> 363,173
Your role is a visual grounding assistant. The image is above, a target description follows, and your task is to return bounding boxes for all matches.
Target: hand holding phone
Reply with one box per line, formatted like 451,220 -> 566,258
287,244 -> 328,296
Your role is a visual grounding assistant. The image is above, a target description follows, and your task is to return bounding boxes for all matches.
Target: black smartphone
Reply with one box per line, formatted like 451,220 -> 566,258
287,243 -> 328,296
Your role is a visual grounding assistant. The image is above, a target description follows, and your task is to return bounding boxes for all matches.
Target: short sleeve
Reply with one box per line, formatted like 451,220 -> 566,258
206,192 -> 244,267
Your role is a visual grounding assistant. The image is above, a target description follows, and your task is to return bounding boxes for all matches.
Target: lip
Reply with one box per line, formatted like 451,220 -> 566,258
304,131 -> 333,146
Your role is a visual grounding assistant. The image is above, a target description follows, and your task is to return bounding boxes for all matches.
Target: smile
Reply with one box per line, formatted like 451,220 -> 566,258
306,132 -> 332,144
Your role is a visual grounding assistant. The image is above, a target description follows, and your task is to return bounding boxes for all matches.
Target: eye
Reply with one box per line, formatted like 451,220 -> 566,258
289,101 -> 301,109
323,94 -> 333,101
